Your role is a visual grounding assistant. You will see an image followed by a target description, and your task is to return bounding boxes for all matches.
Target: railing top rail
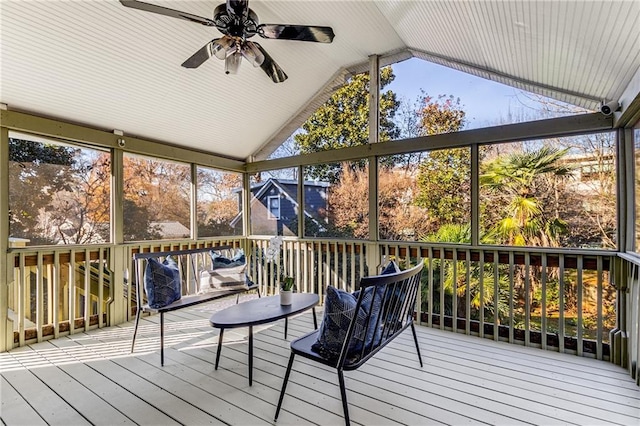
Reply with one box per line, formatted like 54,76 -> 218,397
8,243 -> 113,254
618,252 -> 640,267
133,245 -> 233,260
248,236 -> 616,257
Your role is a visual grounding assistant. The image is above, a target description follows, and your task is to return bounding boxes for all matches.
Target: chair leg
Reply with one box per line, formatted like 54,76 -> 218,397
337,370 -> 350,426
410,322 -> 423,367
130,308 -> 141,353
312,307 -> 318,329
274,352 -> 296,421
160,312 -> 165,366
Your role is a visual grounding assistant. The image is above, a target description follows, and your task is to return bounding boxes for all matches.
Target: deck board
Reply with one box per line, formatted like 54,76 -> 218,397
2,296 -> 639,426
0,376 -> 47,426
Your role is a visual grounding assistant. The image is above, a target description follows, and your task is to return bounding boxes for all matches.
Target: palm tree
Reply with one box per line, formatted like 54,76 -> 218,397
481,146 -> 572,247
481,146 -> 573,326
422,223 -> 510,323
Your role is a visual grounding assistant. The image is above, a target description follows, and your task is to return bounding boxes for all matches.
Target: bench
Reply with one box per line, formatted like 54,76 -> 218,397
130,245 -> 260,365
274,261 -> 424,425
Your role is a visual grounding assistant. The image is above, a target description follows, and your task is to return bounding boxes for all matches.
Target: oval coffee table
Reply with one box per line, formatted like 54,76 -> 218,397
210,293 -> 319,385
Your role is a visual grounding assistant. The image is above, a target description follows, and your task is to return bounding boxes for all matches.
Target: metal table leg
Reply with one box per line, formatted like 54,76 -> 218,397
215,328 -> 224,370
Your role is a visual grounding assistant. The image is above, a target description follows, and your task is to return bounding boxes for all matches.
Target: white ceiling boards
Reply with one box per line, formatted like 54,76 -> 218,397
2,1 -> 639,161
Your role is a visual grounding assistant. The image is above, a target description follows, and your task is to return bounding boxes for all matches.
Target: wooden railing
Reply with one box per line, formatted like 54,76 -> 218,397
249,237 -> 618,361
617,253 -> 640,385
5,237 -> 244,348
248,238 -> 368,305
8,245 -> 112,347
381,243 -> 615,360
6,236 -> 634,383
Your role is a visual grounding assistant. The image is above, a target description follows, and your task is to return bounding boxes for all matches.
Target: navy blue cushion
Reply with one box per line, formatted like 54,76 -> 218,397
314,262 -> 401,359
144,256 -> 181,309
312,284 -> 386,361
380,261 -> 400,275
312,286 -> 360,360
352,261 -> 399,299
202,249 -> 248,289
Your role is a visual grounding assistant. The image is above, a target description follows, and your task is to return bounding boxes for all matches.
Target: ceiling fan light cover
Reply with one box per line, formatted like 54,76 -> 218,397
241,42 -> 265,67
214,37 -> 236,60
225,51 -> 242,74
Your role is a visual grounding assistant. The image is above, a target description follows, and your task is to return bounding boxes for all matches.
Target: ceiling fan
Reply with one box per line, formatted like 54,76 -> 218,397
120,0 -> 335,83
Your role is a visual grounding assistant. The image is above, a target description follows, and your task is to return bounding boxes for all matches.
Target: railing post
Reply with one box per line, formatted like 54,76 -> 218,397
610,256 -> 629,367
108,246 -> 128,325
366,243 -> 380,277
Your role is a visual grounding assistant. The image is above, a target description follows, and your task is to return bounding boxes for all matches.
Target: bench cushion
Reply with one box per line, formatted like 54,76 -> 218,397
311,286 -> 361,360
200,248 -> 249,290
210,248 -> 246,268
144,256 -> 182,309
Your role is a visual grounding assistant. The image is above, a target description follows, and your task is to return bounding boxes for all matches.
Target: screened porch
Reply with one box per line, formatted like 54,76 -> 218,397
2,0 -> 640,424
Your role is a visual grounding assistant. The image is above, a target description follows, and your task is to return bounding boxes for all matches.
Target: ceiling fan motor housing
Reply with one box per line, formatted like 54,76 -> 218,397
214,4 -> 258,39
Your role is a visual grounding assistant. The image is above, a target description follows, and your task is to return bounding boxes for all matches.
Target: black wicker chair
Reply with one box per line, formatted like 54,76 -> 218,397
274,262 -> 424,425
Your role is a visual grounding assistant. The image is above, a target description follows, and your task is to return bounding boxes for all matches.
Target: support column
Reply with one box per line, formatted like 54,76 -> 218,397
110,146 -> 127,324
297,165 -> 304,238
190,164 -> 198,240
0,123 -> 11,351
610,128 -> 632,367
368,54 -> 380,145
471,144 -> 480,246
242,168 -> 252,256
367,54 -> 380,274
618,128 -> 633,252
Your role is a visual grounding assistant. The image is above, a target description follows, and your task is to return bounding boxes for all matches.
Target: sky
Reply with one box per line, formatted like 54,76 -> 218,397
269,57 -> 582,160
386,58 -> 556,130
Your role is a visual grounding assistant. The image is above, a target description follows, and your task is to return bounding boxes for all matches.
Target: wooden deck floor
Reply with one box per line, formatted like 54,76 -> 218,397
2,293 -> 639,425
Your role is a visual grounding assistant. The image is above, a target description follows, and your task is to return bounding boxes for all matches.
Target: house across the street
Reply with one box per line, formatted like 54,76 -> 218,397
231,178 -> 329,236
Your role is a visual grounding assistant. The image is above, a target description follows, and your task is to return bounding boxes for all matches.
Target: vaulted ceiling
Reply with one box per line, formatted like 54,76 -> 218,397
2,1 -> 639,162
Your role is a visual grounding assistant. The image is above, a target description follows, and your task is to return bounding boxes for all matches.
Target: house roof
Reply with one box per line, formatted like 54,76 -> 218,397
2,1 -> 639,162
150,221 -> 191,238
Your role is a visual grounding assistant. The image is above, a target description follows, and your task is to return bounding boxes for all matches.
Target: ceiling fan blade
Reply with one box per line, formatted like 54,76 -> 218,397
258,24 -> 334,43
226,0 -> 249,18
119,0 -> 215,26
253,42 -> 288,83
181,39 -> 224,69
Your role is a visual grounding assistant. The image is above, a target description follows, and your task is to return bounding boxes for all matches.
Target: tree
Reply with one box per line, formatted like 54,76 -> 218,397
556,132 -> 616,248
480,146 -> 572,247
378,168 -> 433,240
43,152 -> 111,244
413,95 -> 468,232
296,67 -> 400,183
197,170 -> 242,237
325,164 -> 369,239
122,156 -> 191,240
123,199 -> 161,241
8,138 -> 76,244
418,94 -> 466,135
